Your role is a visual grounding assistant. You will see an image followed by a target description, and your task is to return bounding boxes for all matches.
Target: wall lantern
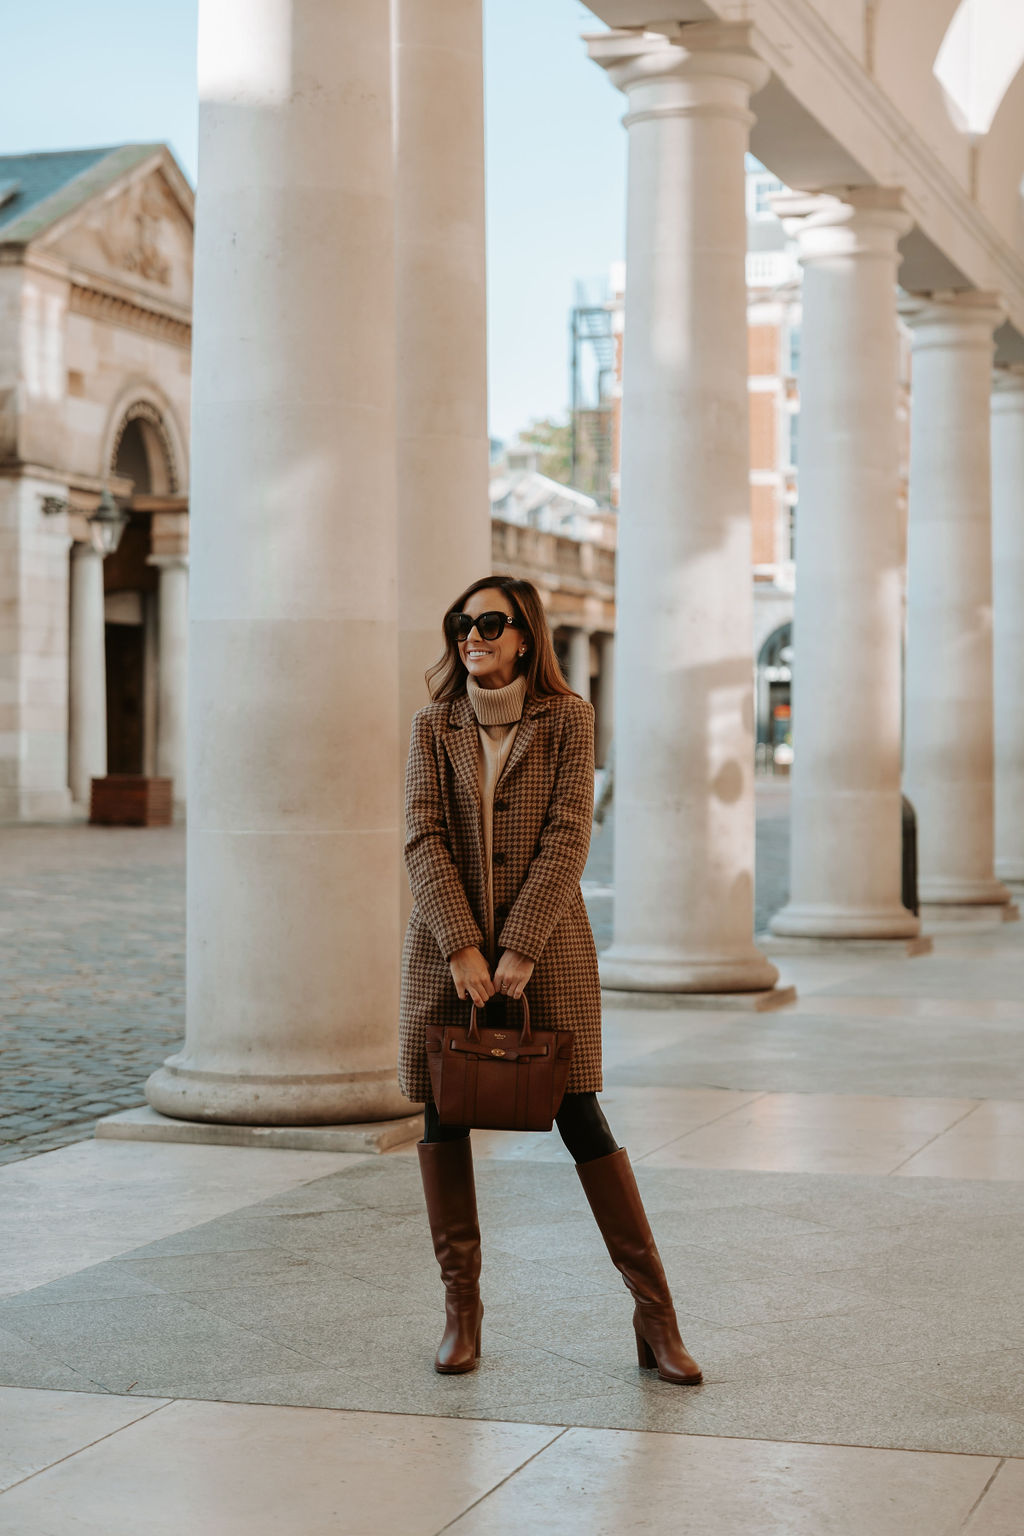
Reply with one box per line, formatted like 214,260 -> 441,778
86,488 -> 130,558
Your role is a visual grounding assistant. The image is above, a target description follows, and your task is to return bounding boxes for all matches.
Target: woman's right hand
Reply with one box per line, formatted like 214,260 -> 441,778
449,946 -> 495,1008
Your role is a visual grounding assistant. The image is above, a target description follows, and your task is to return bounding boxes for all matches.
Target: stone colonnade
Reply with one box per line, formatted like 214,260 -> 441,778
144,3 -> 1024,1130
67,536 -> 190,813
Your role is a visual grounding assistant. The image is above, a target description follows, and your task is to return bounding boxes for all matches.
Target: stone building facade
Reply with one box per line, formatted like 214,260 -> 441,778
0,145 -> 192,822
489,450 -> 616,764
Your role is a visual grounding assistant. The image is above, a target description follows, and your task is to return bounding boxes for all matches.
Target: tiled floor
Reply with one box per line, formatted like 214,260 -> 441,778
2,918 -> 1023,1531
0,1393 -> 1019,1535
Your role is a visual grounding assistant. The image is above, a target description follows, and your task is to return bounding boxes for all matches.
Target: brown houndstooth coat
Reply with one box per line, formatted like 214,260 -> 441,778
398,689 -> 602,1104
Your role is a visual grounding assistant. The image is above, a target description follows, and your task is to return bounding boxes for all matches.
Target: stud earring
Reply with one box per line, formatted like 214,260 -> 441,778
518,647 -> 527,657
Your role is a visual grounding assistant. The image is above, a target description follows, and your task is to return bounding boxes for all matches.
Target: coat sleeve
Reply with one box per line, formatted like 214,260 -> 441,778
404,709 -> 485,961
498,699 -> 595,963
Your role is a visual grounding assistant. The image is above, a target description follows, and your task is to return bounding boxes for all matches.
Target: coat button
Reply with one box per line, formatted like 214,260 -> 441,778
495,903 -> 509,921
494,799 -> 508,813
493,851 -> 506,866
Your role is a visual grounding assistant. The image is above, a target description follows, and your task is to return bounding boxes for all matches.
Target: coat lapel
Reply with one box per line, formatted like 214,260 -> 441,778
442,694 -> 481,801
498,697 -> 548,787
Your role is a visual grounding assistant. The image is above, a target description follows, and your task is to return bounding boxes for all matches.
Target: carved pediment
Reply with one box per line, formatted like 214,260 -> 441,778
44,164 -> 193,310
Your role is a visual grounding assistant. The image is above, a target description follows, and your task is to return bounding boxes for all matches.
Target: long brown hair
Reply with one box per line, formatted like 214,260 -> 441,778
426,575 -> 578,703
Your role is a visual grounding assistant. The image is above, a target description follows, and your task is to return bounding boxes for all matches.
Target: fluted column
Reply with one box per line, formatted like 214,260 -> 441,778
68,541 -> 106,807
902,292 -> 1012,916
770,190 -> 917,940
588,25 -> 779,993
566,626 -> 591,701
992,365 -> 1024,886
147,0 -> 412,1125
151,556 -> 188,811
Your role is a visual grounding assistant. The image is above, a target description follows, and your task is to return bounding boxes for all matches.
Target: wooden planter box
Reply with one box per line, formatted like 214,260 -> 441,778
90,775 -> 174,827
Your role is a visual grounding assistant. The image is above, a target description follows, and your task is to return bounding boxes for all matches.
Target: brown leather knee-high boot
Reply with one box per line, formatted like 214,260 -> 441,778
576,1148 -> 702,1385
417,1138 -> 484,1374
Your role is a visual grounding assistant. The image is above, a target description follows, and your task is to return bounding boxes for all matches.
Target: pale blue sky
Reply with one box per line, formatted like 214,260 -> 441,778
0,0 -> 625,441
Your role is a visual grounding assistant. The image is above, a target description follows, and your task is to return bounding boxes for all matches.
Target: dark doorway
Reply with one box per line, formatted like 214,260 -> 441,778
105,624 -> 145,774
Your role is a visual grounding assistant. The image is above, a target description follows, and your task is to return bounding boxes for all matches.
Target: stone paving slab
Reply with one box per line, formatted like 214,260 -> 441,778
1,1390 -> 1017,1536
602,951 -> 1024,1098
2,1156 -> 1023,1456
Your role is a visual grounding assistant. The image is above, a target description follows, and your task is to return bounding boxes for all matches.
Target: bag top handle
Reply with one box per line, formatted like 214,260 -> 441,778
468,991 -> 532,1045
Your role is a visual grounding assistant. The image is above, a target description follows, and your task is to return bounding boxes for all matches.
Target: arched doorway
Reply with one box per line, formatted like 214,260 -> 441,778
756,622 -> 793,773
103,403 -> 176,775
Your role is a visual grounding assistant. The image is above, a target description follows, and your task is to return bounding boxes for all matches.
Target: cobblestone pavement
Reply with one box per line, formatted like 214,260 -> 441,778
0,788 -> 790,1166
0,827 -> 185,1167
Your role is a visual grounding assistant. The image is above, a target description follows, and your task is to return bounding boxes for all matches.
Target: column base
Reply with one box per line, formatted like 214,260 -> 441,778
919,901 -> 1020,926
98,1105 -> 421,1154
760,933 -> 933,958
598,945 -> 780,995
769,903 -> 919,940
602,984 -> 796,1012
146,1058 -> 419,1127
918,877 -> 1013,906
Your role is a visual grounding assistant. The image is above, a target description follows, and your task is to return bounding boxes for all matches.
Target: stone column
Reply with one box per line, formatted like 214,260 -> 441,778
68,541 -> 106,807
151,556 -> 188,811
991,365 -> 1024,887
770,190 -> 918,940
588,25 -> 779,993
902,292 -> 1012,917
394,0 -> 491,743
566,626 -> 592,702
147,0 -> 413,1125
595,631 -> 615,767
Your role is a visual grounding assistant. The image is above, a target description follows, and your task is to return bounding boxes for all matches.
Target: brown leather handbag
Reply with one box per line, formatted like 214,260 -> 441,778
425,993 -> 575,1131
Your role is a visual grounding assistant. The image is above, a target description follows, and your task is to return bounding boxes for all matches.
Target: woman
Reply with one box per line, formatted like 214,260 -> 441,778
399,575 -> 701,1386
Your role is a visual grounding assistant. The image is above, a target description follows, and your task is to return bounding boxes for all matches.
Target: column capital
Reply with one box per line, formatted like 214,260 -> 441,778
772,186 -> 911,262
898,289 -> 1005,348
585,23 -> 769,122
146,553 -> 190,571
992,362 -> 1024,400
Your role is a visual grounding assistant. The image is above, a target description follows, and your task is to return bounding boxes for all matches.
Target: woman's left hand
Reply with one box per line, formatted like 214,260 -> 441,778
494,949 -> 535,1000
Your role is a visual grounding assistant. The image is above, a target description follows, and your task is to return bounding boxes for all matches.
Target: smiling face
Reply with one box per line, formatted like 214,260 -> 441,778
458,586 -> 525,690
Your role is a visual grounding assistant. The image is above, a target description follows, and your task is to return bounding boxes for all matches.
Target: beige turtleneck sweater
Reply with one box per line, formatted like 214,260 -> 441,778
467,673 -> 527,962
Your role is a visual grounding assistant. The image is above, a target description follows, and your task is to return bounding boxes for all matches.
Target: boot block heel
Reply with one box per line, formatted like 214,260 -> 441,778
635,1328 -> 656,1369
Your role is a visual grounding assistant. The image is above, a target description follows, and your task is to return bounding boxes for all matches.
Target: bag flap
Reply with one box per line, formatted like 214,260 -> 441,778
448,1037 -> 550,1062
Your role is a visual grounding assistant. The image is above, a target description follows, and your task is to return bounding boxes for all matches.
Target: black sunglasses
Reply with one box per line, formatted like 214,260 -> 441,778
447,610 -> 521,643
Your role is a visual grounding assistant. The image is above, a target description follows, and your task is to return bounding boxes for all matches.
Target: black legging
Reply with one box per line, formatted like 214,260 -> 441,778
422,1091 -> 618,1164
